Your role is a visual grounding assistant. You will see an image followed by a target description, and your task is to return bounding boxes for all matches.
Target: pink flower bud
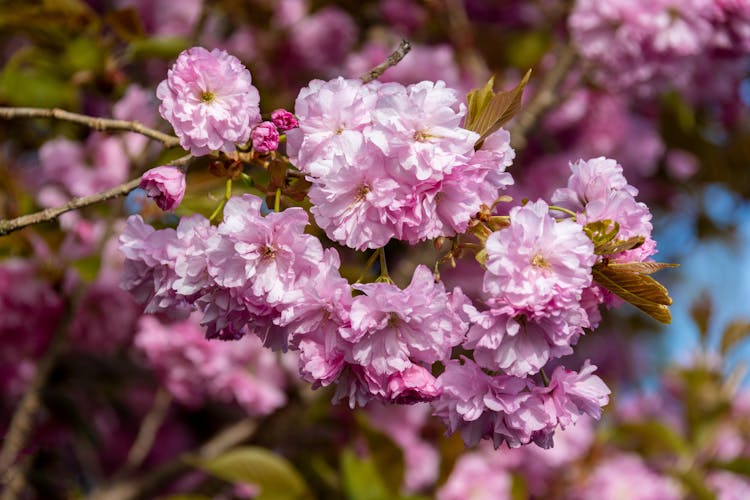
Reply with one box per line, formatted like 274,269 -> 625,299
251,121 -> 280,153
270,108 -> 299,131
139,166 -> 186,211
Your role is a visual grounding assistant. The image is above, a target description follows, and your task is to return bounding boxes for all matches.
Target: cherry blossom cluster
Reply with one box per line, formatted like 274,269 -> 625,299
135,314 -> 287,416
569,0 -> 750,99
286,77 -> 514,250
119,46 -> 668,450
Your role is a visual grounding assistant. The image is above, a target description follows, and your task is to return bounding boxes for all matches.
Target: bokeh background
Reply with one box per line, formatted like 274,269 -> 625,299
1,0 -> 750,498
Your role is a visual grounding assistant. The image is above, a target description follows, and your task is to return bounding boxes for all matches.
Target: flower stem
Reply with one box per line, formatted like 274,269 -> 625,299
274,187 -> 281,212
209,179 -> 233,223
376,247 -> 394,284
548,205 -> 578,219
356,250 -> 381,283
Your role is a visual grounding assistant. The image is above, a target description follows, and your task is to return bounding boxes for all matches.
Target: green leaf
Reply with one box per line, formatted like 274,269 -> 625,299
465,76 -> 496,132
464,70 -> 532,146
720,320 -> 750,356
358,417 -> 405,494
190,446 -> 311,500
340,448 -> 390,500
616,421 -> 690,456
127,36 -> 189,60
592,261 -> 675,324
710,457 -> 750,477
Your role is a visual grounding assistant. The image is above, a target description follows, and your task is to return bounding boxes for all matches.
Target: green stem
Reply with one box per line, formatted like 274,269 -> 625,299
548,205 -> 578,219
209,179 -> 233,223
540,368 -> 550,387
376,247 -> 393,284
356,250 -> 381,284
274,187 -> 281,212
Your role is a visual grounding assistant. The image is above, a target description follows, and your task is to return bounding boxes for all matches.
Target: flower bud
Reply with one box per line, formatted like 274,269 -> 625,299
139,165 -> 186,211
270,108 -> 299,131
251,121 -> 280,154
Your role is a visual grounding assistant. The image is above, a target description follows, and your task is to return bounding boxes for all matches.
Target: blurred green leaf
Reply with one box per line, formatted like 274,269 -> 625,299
617,421 -> 690,456
340,448 -> 390,500
127,37 -> 190,60
0,64 -> 78,108
710,457 -> 750,477
106,7 -> 146,41
190,446 -> 311,500
720,320 -> 750,356
64,36 -> 103,73
359,419 -> 405,494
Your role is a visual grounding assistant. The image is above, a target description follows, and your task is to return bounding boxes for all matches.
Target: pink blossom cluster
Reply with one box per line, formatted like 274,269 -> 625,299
287,77 -> 514,250
157,47 -> 261,156
0,260 -> 63,397
465,199 -> 597,377
135,314 -> 287,415
552,156 -> 657,264
121,207 -> 469,408
569,0 -> 750,100
432,357 -> 609,449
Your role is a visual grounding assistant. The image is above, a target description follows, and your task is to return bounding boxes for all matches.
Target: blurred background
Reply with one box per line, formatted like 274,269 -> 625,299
1,0 -> 750,498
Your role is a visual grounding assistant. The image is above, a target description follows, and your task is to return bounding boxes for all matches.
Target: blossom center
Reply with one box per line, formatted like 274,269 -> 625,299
355,185 -> 371,202
262,245 -> 277,259
200,91 -> 216,103
531,253 -> 550,269
413,129 -> 435,142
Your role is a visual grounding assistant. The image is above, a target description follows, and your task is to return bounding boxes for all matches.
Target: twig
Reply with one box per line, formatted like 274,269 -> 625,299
0,154 -> 192,237
360,39 -> 412,84
88,419 -> 258,500
507,43 -> 578,150
0,457 -> 29,500
0,108 -> 180,149
0,310 -> 69,489
117,389 -> 172,477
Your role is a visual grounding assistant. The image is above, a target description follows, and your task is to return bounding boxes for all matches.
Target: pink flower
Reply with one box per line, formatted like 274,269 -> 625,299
437,451 -> 513,500
346,265 -> 467,375
157,47 -> 261,156
135,314 -> 287,416
483,199 -> 596,316
270,108 -> 299,131
140,166 -> 186,211
534,360 -> 611,428
572,453 -> 683,499
251,121 -> 280,154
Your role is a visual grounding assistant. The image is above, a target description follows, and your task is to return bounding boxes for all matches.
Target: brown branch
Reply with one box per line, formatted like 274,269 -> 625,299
507,43 -> 578,151
360,39 -> 412,84
117,389 -> 172,478
88,419 -> 258,500
0,154 -> 192,237
0,310 -> 69,489
0,107 -> 180,149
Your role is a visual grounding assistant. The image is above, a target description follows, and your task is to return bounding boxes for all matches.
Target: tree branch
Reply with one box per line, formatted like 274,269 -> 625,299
0,310 -> 69,491
88,419 -> 258,500
360,39 -> 412,84
0,154 -> 192,237
507,43 -> 578,151
0,107 -> 180,149
116,389 -> 172,478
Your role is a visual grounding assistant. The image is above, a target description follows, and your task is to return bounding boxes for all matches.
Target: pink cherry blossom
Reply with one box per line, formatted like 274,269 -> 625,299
139,166 -> 186,211
157,47 -> 261,156
251,121 -> 280,153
